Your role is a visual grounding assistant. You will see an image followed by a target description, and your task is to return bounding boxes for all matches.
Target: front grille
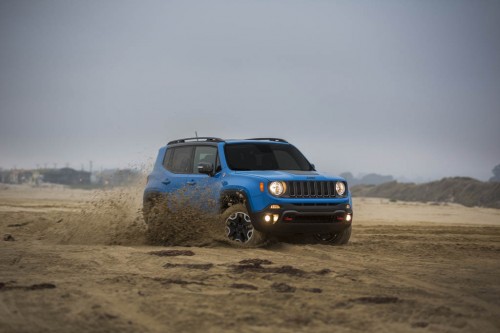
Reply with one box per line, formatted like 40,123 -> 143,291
285,181 -> 343,198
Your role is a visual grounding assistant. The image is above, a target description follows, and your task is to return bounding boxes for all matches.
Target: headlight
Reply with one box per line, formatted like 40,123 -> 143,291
269,181 -> 286,196
335,181 -> 346,196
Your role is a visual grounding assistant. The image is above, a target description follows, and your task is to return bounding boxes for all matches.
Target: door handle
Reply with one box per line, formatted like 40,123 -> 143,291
162,179 -> 171,185
186,181 -> 196,185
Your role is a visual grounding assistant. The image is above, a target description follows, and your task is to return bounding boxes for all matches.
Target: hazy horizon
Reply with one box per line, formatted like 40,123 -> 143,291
1,0 -> 499,181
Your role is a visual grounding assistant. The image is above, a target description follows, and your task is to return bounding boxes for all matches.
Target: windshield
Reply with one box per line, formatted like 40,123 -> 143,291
224,143 -> 313,171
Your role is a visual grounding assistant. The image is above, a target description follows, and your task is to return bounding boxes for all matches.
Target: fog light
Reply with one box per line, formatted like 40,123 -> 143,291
270,205 -> 281,209
273,214 -> 279,223
346,214 -> 352,222
264,215 -> 271,223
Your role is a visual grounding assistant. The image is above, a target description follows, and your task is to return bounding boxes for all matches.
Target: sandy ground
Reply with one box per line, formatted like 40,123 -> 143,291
1,184 -> 500,333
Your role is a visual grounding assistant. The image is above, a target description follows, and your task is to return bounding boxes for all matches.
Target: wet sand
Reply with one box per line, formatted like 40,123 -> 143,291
1,185 -> 499,332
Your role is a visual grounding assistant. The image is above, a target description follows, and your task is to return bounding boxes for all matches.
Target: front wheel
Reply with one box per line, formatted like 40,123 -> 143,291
313,225 -> 352,245
221,204 -> 268,247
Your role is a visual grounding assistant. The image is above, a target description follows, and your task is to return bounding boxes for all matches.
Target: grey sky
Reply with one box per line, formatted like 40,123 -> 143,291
1,0 -> 499,181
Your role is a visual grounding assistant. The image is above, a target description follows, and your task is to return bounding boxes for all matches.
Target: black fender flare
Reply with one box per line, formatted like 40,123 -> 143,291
219,189 -> 251,213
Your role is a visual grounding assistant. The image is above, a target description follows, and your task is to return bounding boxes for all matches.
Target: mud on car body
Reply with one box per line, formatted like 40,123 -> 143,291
144,137 -> 353,246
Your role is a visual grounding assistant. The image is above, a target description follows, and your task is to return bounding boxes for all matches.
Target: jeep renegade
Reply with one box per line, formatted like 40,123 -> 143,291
144,137 -> 353,246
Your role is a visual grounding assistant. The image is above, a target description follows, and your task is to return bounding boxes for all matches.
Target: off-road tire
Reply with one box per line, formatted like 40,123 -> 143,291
314,225 -> 352,245
221,204 -> 268,247
143,194 -> 165,225
144,196 -> 169,244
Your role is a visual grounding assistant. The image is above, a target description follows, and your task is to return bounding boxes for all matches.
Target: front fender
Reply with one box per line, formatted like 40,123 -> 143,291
221,175 -> 268,213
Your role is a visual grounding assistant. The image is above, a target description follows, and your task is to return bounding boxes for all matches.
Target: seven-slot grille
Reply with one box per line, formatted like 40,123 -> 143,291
285,181 -> 344,198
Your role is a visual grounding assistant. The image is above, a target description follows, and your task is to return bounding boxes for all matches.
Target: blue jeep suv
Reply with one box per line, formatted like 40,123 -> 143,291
144,137 -> 353,246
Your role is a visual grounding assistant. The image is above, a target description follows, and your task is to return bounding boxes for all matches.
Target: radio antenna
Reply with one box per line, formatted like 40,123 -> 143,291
195,131 -> 199,141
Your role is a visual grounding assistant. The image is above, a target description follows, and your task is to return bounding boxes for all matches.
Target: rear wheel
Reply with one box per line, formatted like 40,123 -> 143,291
221,204 -> 267,247
313,225 -> 352,245
143,194 -> 165,225
144,196 -> 169,244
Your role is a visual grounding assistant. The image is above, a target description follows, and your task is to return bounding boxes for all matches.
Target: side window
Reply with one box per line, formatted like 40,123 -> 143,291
169,146 -> 194,174
215,154 -> 221,173
193,146 -> 217,174
162,149 -> 173,169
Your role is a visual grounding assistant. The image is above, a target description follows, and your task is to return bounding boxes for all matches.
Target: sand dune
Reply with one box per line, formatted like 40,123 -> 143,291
1,185 -> 499,332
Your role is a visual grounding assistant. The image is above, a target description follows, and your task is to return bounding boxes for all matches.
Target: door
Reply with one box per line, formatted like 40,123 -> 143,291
187,145 -> 221,212
162,145 -> 194,192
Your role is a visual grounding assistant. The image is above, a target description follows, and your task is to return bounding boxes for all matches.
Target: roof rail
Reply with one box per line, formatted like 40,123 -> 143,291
167,137 -> 224,145
246,138 -> 288,143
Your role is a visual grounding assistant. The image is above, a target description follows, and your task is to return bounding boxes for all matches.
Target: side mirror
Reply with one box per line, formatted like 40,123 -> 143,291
197,162 -> 214,176
311,164 -> 316,171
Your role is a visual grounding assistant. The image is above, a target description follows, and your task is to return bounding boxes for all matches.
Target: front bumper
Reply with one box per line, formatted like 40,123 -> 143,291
249,202 -> 353,235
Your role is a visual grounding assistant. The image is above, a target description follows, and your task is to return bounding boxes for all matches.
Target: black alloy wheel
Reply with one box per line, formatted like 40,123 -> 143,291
225,211 -> 254,243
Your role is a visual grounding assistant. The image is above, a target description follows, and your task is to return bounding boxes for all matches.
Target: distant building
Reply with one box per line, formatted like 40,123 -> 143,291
0,167 -> 138,187
42,168 -> 91,185
94,168 -> 140,186
0,170 -> 7,183
0,169 -> 35,184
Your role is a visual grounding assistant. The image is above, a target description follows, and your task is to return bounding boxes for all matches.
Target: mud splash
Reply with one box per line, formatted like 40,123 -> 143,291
144,189 -> 227,247
42,184 -> 229,247
44,185 -> 146,245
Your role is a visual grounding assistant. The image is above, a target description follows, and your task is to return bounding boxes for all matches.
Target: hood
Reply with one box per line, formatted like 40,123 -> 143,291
232,170 -> 345,182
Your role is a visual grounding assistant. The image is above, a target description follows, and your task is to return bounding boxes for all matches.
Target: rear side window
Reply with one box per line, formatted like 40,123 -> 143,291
165,146 -> 194,173
162,149 -> 173,169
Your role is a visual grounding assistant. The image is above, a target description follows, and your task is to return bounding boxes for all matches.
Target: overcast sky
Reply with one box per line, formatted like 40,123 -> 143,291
1,0 -> 499,181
